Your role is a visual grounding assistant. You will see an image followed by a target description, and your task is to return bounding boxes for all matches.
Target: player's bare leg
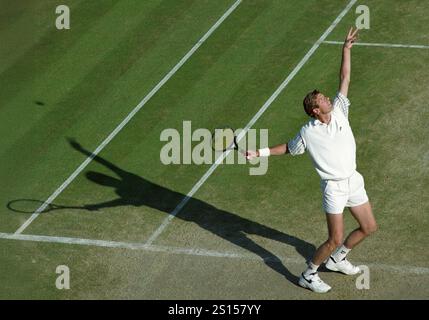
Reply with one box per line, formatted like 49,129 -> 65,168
344,201 -> 377,248
298,214 -> 343,293
325,201 -> 377,274
312,213 -> 344,265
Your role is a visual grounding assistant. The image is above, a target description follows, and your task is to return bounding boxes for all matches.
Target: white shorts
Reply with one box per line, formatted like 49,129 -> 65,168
320,171 -> 369,214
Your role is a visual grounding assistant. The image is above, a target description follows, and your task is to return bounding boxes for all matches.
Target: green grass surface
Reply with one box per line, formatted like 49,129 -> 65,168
0,0 -> 428,299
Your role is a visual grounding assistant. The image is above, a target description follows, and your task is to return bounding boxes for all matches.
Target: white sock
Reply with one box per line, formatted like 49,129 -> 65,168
303,262 -> 319,277
331,244 -> 351,262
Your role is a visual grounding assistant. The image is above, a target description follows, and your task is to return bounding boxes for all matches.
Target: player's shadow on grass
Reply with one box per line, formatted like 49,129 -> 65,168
69,138 -> 315,285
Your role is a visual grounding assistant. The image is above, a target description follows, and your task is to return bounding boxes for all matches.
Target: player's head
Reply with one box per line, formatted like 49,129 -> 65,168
303,90 -> 332,118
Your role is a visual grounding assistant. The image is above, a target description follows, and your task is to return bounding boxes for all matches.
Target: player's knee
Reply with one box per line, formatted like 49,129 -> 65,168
370,222 -> 378,234
328,236 -> 343,249
333,237 -> 343,247
362,222 -> 377,236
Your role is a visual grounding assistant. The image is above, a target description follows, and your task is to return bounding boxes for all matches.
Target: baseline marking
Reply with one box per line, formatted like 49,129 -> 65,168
145,0 -> 358,246
1,232 -> 428,276
14,0 -> 242,235
323,40 -> 429,49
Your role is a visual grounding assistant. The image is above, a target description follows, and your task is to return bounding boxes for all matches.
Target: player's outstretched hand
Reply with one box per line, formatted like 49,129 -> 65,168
344,27 -> 359,49
245,150 -> 258,160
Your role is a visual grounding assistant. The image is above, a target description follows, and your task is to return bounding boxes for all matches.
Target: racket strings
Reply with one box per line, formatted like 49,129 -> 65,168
212,128 -> 236,151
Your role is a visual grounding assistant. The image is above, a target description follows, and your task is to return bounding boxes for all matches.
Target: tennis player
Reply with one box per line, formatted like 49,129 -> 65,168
246,28 -> 377,293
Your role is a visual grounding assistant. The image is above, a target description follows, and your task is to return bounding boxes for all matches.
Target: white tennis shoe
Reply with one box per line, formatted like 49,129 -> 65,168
298,273 -> 331,293
325,256 -> 361,275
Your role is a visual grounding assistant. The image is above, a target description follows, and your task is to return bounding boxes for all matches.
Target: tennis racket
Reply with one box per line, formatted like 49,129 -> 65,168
7,199 -> 86,214
211,127 -> 246,155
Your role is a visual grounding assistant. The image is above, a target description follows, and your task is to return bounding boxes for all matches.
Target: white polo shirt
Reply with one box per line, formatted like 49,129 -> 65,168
288,92 -> 356,181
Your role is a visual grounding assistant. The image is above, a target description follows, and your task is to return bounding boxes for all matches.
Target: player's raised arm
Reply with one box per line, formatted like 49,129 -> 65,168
339,27 -> 358,97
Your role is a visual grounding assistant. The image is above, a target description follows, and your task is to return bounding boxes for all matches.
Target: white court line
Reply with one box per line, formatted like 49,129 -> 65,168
145,0 -> 358,246
1,232 -> 428,276
14,0 -> 242,235
323,40 -> 429,49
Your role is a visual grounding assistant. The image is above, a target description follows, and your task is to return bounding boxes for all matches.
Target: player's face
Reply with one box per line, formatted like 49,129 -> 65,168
314,93 -> 332,115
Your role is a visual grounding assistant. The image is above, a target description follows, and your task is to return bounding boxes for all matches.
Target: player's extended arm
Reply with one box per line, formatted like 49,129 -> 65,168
68,137 -> 127,178
339,27 -> 358,97
84,198 -> 125,211
246,143 -> 289,159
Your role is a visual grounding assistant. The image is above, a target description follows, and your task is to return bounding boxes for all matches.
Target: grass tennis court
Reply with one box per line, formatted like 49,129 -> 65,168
0,0 -> 428,299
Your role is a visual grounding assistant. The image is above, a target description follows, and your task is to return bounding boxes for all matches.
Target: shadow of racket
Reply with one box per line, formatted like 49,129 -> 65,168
7,199 -> 89,214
